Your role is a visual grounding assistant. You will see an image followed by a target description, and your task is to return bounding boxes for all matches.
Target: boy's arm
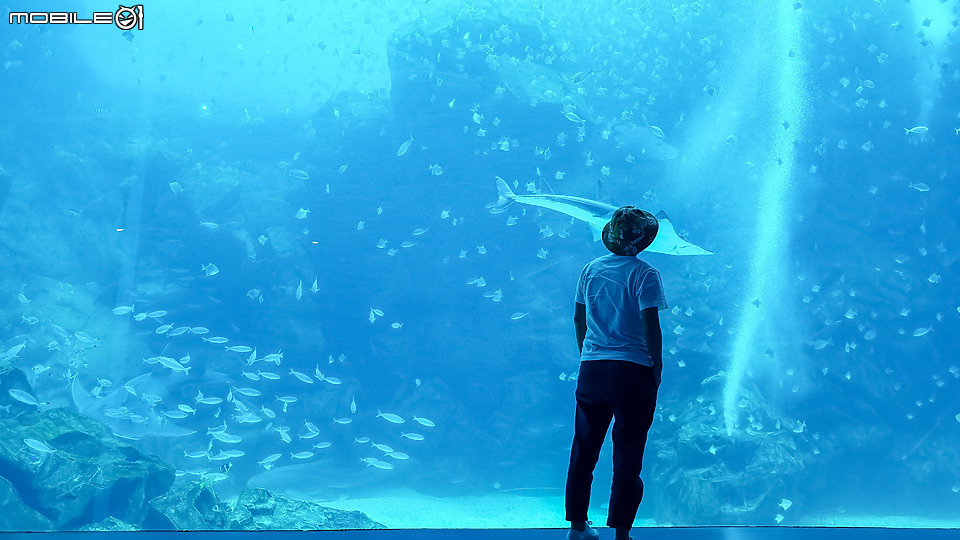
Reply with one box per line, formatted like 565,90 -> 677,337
641,307 -> 662,386
574,302 -> 587,356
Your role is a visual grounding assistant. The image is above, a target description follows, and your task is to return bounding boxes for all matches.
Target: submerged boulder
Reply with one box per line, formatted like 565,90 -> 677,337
228,488 -> 384,530
650,382 -> 813,525
146,481 -> 228,530
147,482 -> 384,531
0,476 -> 52,530
0,406 -> 175,530
76,517 -> 138,532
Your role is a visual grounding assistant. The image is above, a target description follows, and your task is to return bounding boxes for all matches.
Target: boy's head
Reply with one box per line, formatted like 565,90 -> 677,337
602,206 -> 658,256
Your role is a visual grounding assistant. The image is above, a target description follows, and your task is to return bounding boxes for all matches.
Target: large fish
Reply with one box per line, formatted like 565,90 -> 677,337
70,372 -> 218,439
613,123 -> 679,161
493,178 -> 713,256
247,460 -> 397,501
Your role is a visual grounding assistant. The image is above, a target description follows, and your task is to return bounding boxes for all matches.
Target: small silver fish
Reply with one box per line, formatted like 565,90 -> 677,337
258,453 -> 282,466
376,410 -> 405,424
413,415 -> 436,427
289,369 -> 313,383
397,135 -> 414,156
8,389 -> 40,406
195,392 -> 223,405
157,356 -> 190,374
23,438 -> 56,453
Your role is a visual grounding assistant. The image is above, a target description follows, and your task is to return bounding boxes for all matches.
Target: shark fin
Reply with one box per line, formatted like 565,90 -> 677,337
492,177 -> 516,214
538,177 -> 557,195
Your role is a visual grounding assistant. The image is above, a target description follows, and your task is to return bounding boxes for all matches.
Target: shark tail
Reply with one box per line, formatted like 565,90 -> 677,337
492,177 -> 516,214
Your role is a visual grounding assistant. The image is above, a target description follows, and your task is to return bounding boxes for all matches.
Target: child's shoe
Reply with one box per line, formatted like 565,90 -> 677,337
566,522 -> 600,540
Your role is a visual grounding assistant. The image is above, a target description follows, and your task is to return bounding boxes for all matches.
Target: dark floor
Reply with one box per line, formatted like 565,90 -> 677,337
2,528 -> 957,539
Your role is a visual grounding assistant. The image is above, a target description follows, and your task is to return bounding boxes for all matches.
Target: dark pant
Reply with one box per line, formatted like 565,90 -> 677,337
564,360 -> 658,528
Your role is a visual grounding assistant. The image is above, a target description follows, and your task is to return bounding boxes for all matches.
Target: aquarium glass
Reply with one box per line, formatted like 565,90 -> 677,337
0,0 -> 958,532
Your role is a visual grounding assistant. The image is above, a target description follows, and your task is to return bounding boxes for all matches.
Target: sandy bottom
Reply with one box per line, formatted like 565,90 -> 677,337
323,489 -> 570,528
796,514 -> 960,528
321,490 -> 958,529
322,489 -> 651,529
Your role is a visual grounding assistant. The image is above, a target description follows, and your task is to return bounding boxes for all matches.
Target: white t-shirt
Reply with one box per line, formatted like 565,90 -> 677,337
575,254 -> 668,366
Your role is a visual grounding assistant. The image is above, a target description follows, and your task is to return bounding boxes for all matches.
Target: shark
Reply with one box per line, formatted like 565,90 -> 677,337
493,178 -> 713,256
612,123 -> 679,161
70,372 -> 216,439
247,460 -> 399,501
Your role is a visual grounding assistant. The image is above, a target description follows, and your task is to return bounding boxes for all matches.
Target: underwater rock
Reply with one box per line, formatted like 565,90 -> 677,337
147,483 -> 384,531
649,383 -> 812,525
227,488 -> 384,530
0,476 -> 52,530
75,517 -> 137,531
146,481 -> 227,530
0,407 -> 175,530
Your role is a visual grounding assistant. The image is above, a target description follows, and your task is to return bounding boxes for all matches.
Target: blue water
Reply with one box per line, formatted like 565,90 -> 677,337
1,0 -> 959,530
